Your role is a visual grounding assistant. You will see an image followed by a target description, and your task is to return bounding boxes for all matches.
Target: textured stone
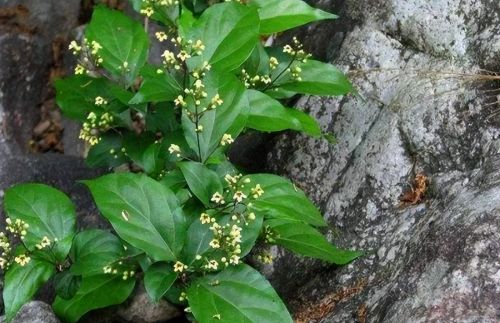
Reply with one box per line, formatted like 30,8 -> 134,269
11,301 -> 60,323
265,0 -> 500,322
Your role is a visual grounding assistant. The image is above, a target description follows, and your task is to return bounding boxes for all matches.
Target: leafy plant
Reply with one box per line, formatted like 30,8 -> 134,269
0,0 -> 360,322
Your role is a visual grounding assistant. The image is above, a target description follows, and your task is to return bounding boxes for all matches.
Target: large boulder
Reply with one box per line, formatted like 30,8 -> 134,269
265,0 -> 500,322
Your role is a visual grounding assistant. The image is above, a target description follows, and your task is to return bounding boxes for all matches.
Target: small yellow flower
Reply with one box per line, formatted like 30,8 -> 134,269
140,7 -> 154,17
14,254 -> 30,267
220,134 -> 234,146
155,31 -> 168,42
206,260 -> 218,270
174,95 -> 187,107
74,64 -> 85,75
269,56 -> 279,69
94,96 -> 107,106
168,144 -> 181,157
229,255 -> 240,265
251,184 -> 264,198
211,192 -> 225,204
173,261 -> 187,273
200,213 -> 211,224
233,191 -> 247,203
209,239 -> 220,249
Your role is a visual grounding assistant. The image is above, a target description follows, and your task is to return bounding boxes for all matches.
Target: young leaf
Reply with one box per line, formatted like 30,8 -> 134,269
275,60 -> 353,96
53,274 -> 135,323
249,0 -> 337,34
4,184 -> 76,261
84,173 -> 184,262
129,65 -> 182,104
187,264 -> 292,323
243,174 -> 327,227
3,259 -> 55,322
86,6 -> 149,86
246,89 -> 321,136
178,161 -> 223,207
266,219 -> 362,265
144,262 -> 178,302
70,229 -> 125,276
185,2 -> 260,71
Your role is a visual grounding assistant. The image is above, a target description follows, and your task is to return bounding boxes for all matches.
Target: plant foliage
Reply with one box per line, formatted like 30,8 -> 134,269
0,0 -> 360,322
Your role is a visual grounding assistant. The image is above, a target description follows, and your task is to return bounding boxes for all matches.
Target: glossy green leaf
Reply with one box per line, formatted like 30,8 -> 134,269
243,43 -> 270,76
178,161 -> 223,207
246,90 -> 321,136
70,229 -> 125,276
3,259 -> 55,322
182,73 -> 248,162
144,262 -> 178,302
129,66 -> 181,104
4,184 -> 76,261
85,173 -> 184,261
267,219 -> 362,265
86,6 -> 149,86
187,264 -> 292,323
181,216 -> 214,265
53,274 -> 135,323
250,0 -> 337,34
186,2 -> 259,71
243,174 -> 327,227
276,60 -> 353,96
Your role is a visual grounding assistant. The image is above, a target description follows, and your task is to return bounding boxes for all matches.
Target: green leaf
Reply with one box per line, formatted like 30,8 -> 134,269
178,161 -> 223,207
86,6 -> 149,86
144,262 -> 178,302
246,90 -> 321,136
53,274 -> 135,323
243,43 -> 270,76
187,264 -> 292,323
182,73 -> 248,162
276,60 -> 353,96
267,219 -> 362,265
85,173 -> 184,261
129,65 -> 182,104
70,229 -> 125,276
244,174 -> 327,227
86,132 -> 128,168
185,2 -> 259,71
54,271 -> 82,300
250,0 -> 337,34
4,184 -> 76,261
181,216 -> 214,265
55,76 -> 109,121
3,259 -> 55,322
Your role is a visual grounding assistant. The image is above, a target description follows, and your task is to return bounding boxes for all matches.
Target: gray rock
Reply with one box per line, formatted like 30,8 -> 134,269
12,301 -> 60,323
265,0 -> 500,322
116,283 -> 181,323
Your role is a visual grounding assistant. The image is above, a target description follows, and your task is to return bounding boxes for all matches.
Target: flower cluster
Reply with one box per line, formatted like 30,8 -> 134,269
79,111 -> 114,146
283,37 -> 311,63
69,39 -> 104,75
0,218 -> 32,269
103,263 -> 135,280
140,0 -> 179,17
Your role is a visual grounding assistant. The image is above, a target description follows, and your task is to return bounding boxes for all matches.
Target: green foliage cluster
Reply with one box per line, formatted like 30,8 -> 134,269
0,0 -> 360,322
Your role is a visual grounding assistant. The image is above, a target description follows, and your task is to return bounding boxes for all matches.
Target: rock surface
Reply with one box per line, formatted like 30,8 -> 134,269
265,0 -> 500,322
11,301 -> 60,323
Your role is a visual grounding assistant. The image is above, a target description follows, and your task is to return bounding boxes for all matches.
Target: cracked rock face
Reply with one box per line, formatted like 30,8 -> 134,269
266,0 -> 500,322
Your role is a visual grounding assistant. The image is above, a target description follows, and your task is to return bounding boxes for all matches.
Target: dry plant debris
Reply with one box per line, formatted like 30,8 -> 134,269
399,173 -> 428,206
294,279 -> 367,323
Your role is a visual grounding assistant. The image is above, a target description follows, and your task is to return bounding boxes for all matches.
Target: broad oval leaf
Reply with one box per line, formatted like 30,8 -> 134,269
178,161 -> 223,207
243,174 -> 327,227
187,264 -> 292,323
54,271 -> 82,300
70,229 -> 125,276
4,184 -> 76,261
185,2 -> 260,71
86,6 -> 149,86
250,0 -> 337,34
246,89 -> 321,136
144,262 -> 178,302
3,259 -> 55,322
275,59 -> 353,96
53,274 -> 135,323
129,65 -> 182,104
84,173 -> 184,261
266,219 -> 362,265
